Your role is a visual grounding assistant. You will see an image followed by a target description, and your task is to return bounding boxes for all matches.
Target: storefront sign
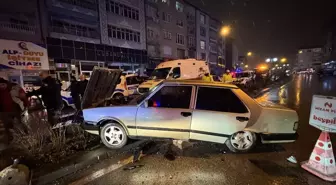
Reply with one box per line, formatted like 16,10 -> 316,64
309,95 -> 336,133
0,39 -> 49,70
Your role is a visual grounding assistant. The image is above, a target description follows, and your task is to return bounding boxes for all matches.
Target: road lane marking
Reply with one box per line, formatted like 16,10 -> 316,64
69,163 -> 123,185
69,151 -> 146,185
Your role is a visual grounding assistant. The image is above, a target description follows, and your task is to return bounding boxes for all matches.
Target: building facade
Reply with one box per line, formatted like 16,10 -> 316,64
296,47 -> 324,70
0,0 -> 228,82
44,0 -> 148,80
0,0 -> 46,44
145,0 -> 188,66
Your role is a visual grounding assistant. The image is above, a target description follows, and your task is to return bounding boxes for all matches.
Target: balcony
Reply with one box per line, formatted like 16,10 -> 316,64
50,26 -> 100,39
58,0 -> 97,11
0,22 -> 36,34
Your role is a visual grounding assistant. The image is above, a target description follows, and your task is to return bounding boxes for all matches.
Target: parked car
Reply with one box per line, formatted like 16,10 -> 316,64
233,70 -> 255,88
82,80 -> 299,153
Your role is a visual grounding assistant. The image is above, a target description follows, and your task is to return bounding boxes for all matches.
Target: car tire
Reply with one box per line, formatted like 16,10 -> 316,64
225,131 -> 257,153
100,122 -> 128,149
113,93 -> 125,104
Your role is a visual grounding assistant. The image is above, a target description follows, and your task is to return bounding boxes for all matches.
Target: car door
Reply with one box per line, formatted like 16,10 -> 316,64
126,76 -> 139,95
190,86 -> 251,143
135,85 -> 195,140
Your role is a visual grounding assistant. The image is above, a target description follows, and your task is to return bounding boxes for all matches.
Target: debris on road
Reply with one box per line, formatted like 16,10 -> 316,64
287,156 -> 297,164
123,165 -> 144,171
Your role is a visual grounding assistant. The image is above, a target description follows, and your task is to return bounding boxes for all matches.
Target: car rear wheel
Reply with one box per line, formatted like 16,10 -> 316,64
100,122 -> 127,149
225,131 -> 257,153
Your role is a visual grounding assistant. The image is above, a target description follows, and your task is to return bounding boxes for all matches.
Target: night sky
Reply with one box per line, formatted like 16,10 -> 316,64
189,0 -> 335,63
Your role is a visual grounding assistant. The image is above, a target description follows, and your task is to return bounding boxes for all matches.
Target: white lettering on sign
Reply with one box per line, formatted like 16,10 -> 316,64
0,39 -> 49,70
309,95 -> 336,133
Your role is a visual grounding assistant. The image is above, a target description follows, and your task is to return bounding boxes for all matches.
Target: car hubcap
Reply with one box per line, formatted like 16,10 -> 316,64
230,131 -> 253,150
104,126 -> 124,145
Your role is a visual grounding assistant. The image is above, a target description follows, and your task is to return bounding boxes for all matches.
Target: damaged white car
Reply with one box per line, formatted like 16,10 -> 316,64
82,80 -> 299,153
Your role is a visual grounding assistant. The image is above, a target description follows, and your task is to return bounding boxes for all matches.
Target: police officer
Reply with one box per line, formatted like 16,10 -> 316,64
27,71 -> 63,126
69,76 -> 81,110
202,72 -> 214,82
222,70 -> 233,83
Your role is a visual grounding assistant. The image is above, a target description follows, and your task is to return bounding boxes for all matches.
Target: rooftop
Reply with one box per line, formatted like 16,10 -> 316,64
163,80 -> 238,89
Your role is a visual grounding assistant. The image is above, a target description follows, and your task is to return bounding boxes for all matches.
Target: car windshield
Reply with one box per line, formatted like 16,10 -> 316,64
128,83 -> 162,105
149,67 -> 171,80
236,72 -> 250,78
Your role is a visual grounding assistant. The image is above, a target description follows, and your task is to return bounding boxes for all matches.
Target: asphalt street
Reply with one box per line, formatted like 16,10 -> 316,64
61,74 -> 336,185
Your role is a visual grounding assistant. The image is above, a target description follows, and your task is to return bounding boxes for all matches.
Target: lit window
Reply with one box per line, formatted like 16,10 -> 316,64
200,40 -> 205,50
176,1 -> 183,12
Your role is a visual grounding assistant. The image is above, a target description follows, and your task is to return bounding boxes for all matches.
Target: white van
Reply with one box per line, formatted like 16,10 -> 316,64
137,59 -> 210,94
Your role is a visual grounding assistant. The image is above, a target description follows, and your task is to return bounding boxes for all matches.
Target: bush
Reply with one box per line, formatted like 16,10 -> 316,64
9,111 -> 99,166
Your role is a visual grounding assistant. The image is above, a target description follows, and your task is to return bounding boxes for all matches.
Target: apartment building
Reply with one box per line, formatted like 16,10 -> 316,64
45,0 -> 148,79
0,0 -> 46,44
145,0 -> 188,66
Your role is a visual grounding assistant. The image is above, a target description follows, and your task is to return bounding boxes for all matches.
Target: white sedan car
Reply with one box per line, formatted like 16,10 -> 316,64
82,80 -> 299,153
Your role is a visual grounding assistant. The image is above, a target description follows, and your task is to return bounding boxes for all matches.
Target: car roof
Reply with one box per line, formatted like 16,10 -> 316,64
163,80 -> 238,89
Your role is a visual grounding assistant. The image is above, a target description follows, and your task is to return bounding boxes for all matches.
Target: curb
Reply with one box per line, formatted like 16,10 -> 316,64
33,140 -> 147,185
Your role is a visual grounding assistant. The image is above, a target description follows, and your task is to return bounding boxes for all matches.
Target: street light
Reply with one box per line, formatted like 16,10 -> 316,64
220,26 -> 231,37
241,62 -> 244,65
281,58 -> 287,63
273,58 -> 278,62
244,64 -> 248,68
247,52 -> 252,56
266,58 -> 271,62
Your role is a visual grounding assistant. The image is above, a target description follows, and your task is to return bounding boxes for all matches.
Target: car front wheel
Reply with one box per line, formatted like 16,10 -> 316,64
100,122 -> 128,149
225,131 -> 257,153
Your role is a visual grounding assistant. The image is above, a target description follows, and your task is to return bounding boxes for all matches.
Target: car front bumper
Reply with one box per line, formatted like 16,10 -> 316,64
81,121 -> 99,135
260,133 -> 298,144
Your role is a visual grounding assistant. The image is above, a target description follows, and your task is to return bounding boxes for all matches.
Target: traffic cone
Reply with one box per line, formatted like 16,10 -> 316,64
301,131 -> 336,181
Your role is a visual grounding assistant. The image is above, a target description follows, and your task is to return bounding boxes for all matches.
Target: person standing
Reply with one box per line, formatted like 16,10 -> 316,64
222,70 -> 233,83
69,76 -> 81,110
27,71 -> 63,126
78,74 -> 88,98
201,73 -> 214,82
0,78 -> 28,149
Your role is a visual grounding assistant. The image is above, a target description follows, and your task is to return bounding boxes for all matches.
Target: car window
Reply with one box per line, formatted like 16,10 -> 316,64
196,87 -> 248,113
148,86 -> 192,109
172,67 -> 181,78
126,76 -> 139,85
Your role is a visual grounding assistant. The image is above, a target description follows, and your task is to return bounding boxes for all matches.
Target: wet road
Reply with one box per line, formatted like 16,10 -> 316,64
66,74 -> 336,185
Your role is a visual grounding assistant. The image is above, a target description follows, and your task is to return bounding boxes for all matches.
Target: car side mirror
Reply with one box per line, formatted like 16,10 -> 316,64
144,100 -> 149,108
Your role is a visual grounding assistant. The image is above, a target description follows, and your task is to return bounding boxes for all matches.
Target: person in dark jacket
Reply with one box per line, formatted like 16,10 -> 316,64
78,74 -> 88,97
69,76 -> 81,110
27,71 -> 63,126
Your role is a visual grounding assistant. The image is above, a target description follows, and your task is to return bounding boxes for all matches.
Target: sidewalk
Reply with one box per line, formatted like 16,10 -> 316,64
32,140 -> 149,185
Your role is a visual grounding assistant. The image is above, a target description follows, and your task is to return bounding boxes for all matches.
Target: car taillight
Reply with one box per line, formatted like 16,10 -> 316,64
293,121 -> 299,131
